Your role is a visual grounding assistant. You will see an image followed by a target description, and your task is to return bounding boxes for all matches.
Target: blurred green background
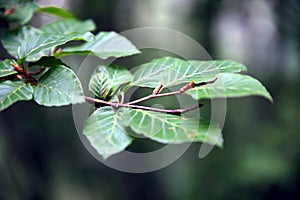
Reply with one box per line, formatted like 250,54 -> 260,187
0,0 -> 299,199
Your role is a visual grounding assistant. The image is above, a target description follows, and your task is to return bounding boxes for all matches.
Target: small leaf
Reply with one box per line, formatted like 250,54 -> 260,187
186,73 -> 273,102
89,65 -> 132,99
131,57 -> 247,88
40,19 -> 96,34
33,65 -> 84,106
36,6 -> 75,19
83,107 -> 133,159
0,81 -> 33,111
0,59 -> 18,78
19,32 -> 94,62
120,108 -> 223,147
59,31 -> 140,59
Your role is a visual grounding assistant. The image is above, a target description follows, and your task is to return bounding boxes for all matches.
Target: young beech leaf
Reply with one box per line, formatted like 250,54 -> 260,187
59,31 -> 141,59
40,19 -> 96,34
0,81 -> 33,111
1,26 -> 42,59
1,26 -> 94,63
20,32 -> 94,62
89,65 -> 132,99
33,65 -> 85,106
186,73 -> 273,102
131,57 -> 247,88
83,106 -> 133,159
119,107 -> 223,147
36,6 -> 75,19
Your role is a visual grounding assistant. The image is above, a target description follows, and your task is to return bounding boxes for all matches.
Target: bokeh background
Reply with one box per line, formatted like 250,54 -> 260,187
0,0 -> 299,199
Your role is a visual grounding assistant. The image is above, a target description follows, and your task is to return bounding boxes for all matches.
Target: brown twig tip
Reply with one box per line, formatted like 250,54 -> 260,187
152,82 -> 163,95
16,74 -> 23,80
10,62 -> 23,73
180,80 -> 195,93
3,5 -> 16,16
55,48 -> 62,54
10,62 -> 37,85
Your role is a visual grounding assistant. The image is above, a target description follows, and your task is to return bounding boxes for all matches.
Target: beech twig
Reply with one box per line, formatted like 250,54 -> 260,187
85,96 -> 201,114
10,62 -> 37,85
127,78 -> 217,105
85,78 -> 217,114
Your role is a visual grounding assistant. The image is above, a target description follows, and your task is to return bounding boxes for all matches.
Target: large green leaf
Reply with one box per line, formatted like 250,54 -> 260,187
2,2 -> 37,25
189,60 -> 247,75
1,26 -> 94,62
1,26 -> 42,59
83,107 -> 133,159
36,6 -> 74,19
59,31 -> 140,59
186,73 -> 273,102
131,57 -> 247,88
0,81 -> 33,111
0,59 -> 18,77
40,19 -> 96,34
89,65 -> 132,99
19,32 -> 94,62
120,108 -> 223,147
33,65 -> 84,106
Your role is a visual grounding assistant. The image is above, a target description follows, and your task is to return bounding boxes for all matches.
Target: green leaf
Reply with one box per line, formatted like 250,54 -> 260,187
59,31 -> 140,59
1,26 -> 42,59
28,57 -> 66,68
189,60 -> 247,74
83,107 -> 133,159
40,19 -> 96,34
0,81 -> 33,111
120,108 -> 223,147
19,32 -> 94,62
0,59 -> 18,77
2,2 -> 38,25
36,6 -> 75,19
33,65 -> 84,106
89,65 -> 132,99
131,57 -> 247,88
186,73 -> 273,102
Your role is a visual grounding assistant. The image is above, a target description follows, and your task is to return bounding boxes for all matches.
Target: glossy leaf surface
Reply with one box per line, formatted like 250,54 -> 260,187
186,73 -> 273,102
89,65 -> 132,99
84,107 -> 133,159
0,59 -> 18,77
60,32 -> 140,59
131,57 -> 247,88
0,81 -> 33,111
33,65 -> 84,106
120,108 -> 223,147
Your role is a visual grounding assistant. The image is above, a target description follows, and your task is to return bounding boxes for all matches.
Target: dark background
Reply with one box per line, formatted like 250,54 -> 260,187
0,0 -> 299,199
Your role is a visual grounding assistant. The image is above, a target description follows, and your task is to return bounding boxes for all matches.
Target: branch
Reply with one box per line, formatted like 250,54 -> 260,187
85,96 -> 201,114
127,78 -> 217,105
10,62 -> 37,85
84,78 -> 217,114
28,66 -> 46,75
